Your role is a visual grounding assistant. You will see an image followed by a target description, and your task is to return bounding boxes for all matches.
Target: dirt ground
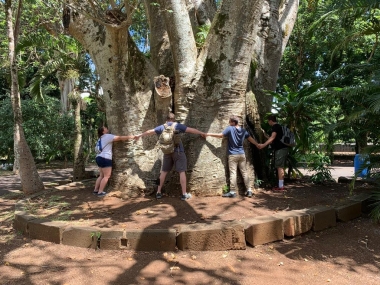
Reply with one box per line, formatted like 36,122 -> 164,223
0,161 -> 379,284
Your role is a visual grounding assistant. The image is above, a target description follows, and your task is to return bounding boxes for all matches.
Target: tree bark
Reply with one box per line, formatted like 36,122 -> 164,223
58,77 -> 76,113
65,5 -> 162,196
6,0 -> 45,194
70,90 -> 86,180
251,0 -> 299,119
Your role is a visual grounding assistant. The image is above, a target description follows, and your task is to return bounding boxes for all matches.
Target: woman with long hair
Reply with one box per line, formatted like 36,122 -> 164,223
93,126 -> 135,197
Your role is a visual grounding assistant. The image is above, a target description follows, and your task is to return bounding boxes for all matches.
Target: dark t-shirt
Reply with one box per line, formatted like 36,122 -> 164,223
271,123 -> 287,150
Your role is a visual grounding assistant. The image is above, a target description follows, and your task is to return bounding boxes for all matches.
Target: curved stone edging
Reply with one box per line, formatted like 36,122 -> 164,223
13,182 -> 372,251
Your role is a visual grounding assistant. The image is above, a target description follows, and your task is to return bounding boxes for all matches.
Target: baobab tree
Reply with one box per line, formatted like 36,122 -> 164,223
64,0 -> 299,196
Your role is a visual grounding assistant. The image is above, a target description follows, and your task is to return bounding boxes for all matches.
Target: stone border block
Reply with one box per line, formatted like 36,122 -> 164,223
125,229 -> 176,251
306,206 -> 336,231
348,193 -> 374,214
28,219 -> 68,244
99,229 -> 126,250
13,212 -> 37,234
274,210 -> 313,237
335,201 -> 362,222
177,222 -> 245,251
62,226 -> 99,249
242,216 -> 283,246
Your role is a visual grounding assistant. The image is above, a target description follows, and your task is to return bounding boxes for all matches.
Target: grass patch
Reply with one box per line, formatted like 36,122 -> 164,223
23,195 -> 72,220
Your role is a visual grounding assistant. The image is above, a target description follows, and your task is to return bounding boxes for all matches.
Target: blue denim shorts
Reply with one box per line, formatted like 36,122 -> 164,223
96,156 -> 112,168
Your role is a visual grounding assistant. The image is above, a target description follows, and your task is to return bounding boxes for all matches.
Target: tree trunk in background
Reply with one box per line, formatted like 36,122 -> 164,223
58,77 -> 76,113
246,0 -> 299,181
251,0 -> 299,119
65,0 -> 298,196
70,90 -> 86,180
6,0 -> 44,194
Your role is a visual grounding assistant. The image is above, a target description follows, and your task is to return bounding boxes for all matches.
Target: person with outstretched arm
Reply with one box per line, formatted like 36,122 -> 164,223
204,115 -> 260,198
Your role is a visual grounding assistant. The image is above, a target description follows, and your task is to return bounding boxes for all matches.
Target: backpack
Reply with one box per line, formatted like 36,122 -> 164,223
157,123 -> 182,154
280,125 -> 296,147
95,138 -> 103,154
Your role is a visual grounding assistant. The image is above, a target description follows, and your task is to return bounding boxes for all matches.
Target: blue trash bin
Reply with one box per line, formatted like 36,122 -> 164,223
354,154 -> 370,178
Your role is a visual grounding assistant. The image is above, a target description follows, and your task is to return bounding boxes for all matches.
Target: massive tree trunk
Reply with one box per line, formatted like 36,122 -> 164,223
247,0 -> 299,180
250,0 -> 299,119
65,0 -> 298,196
6,0 -> 45,194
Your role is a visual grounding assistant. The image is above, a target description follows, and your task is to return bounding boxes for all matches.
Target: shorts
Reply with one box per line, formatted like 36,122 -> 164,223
96,156 -> 113,168
162,152 -> 187,172
274,148 -> 289,168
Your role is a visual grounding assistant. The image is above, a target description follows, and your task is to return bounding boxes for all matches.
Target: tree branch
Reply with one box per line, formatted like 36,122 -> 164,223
14,0 -> 23,45
158,0 -> 197,86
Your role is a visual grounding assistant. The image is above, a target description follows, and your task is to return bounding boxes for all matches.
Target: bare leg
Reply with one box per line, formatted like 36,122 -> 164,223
179,171 -> 187,195
98,167 -> 112,193
157,171 -> 168,193
277,167 -> 285,181
94,167 -> 103,192
277,167 -> 285,188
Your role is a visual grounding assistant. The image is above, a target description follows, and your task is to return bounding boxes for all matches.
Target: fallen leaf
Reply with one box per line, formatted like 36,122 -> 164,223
191,255 -> 197,260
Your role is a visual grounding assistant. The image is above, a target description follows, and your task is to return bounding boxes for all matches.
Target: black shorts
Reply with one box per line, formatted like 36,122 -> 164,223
96,156 -> 112,168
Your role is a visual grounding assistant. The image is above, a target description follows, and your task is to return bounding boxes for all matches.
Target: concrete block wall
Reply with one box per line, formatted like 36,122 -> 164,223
13,193 -> 373,251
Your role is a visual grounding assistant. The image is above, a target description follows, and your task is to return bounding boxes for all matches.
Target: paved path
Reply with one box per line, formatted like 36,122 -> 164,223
299,166 -> 354,181
0,166 -> 98,196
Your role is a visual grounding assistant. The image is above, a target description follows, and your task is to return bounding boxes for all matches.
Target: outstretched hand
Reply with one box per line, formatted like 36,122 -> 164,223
134,134 -> 142,141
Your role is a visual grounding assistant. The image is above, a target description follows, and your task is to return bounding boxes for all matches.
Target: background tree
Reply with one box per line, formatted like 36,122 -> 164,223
5,0 -> 44,194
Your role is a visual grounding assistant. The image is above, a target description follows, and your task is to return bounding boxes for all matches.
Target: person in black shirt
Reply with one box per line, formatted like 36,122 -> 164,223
258,114 -> 289,191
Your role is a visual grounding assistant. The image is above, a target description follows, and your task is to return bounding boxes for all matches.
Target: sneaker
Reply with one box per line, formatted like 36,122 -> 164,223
272,187 -> 285,191
222,192 -> 237,198
181,193 -> 192,201
245,190 -> 253,198
156,192 -> 162,199
92,191 -> 98,195
97,192 -> 108,197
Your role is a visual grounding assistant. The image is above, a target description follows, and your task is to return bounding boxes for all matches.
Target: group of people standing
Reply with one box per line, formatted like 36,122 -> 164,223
93,113 -> 289,199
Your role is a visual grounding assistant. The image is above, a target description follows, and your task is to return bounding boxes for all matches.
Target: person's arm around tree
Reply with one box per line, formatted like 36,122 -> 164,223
134,129 -> 155,140
185,127 -> 206,136
113,135 -> 136,141
205,132 -> 260,147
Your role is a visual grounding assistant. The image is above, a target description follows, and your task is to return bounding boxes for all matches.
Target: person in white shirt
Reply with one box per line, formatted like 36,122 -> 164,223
93,126 -> 135,197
